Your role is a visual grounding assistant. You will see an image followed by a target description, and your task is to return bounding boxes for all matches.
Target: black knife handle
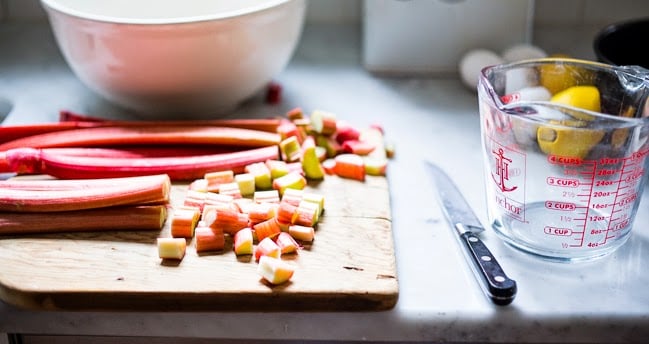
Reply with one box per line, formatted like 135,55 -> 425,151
459,232 -> 517,306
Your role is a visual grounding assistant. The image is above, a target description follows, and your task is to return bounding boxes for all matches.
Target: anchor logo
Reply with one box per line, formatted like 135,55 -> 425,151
492,148 -> 518,192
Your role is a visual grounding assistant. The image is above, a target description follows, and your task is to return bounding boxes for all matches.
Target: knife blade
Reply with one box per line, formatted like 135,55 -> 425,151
424,161 -> 517,306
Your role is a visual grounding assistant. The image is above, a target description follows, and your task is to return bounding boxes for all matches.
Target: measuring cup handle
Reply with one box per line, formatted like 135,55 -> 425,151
460,232 -> 517,306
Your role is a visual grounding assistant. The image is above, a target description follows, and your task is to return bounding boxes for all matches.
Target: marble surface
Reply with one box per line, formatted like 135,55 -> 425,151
1,21 -> 649,343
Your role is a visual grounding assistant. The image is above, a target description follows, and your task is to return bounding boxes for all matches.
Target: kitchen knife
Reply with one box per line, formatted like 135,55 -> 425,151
424,161 -> 517,306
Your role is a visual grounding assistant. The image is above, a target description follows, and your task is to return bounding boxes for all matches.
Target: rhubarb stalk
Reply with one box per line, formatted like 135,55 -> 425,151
0,174 -> 170,212
0,205 -> 167,235
3,146 -> 280,180
0,126 -> 280,151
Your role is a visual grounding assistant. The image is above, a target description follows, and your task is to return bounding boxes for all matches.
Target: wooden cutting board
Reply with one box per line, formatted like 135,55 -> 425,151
0,174 -> 397,311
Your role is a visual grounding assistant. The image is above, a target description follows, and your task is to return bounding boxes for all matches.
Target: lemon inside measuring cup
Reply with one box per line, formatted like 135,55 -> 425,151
537,120 -> 606,159
538,56 -> 580,95
537,86 -> 604,159
550,85 -> 601,119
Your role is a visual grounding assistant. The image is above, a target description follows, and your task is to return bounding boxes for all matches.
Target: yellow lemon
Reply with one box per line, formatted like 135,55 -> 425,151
538,56 -> 578,94
537,120 -> 605,159
538,57 -> 594,95
551,85 -> 601,114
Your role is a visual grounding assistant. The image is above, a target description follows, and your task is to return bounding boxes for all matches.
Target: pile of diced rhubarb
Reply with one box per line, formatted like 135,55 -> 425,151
0,108 -> 393,285
157,108 -> 393,285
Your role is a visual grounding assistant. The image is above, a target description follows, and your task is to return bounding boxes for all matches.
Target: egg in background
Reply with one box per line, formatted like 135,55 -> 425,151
458,44 -> 548,91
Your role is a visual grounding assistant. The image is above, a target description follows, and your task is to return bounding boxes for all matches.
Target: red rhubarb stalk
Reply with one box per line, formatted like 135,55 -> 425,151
3,145 -> 279,180
0,126 -> 280,151
0,205 -> 167,235
59,110 -> 281,133
0,122 -> 98,145
0,174 -> 170,212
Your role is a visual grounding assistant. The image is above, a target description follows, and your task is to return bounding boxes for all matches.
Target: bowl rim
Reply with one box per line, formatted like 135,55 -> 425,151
40,0 -> 295,25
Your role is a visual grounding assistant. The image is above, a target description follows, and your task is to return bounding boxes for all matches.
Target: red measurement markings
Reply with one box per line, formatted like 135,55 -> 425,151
545,201 -> 576,211
548,155 -> 583,165
544,226 -> 572,236
546,176 -> 580,187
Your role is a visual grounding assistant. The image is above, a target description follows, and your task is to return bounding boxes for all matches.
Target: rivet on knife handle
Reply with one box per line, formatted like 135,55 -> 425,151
457,224 -> 517,306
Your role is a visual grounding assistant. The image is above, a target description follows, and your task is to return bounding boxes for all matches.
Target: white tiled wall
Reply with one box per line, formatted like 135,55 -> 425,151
0,0 -> 647,27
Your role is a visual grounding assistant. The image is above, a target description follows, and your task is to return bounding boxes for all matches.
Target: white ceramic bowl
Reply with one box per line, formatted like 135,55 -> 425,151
41,0 -> 306,118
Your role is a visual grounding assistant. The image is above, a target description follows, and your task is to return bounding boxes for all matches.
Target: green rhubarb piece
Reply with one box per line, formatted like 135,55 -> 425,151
279,136 -> 302,162
265,159 -> 290,179
234,173 -> 256,196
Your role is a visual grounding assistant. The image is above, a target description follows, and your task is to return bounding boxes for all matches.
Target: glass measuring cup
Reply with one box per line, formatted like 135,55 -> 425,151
478,58 -> 649,262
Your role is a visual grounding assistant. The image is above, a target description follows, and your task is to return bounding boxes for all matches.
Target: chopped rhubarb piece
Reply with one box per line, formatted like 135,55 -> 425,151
315,135 -> 342,158
188,178 -> 208,192
272,172 -> 307,196
233,197 -> 254,214
315,146 -> 327,162
244,162 -> 272,190
195,222 -> 225,253
265,159 -> 290,179
359,127 -> 388,159
203,205 -> 248,235
286,161 -> 304,175
276,232 -> 300,254
253,190 -> 281,204
276,200 -> 298,225
333,153 -> 365,181
300,136 -> 325,180
183,189 -> 208,210
218,181 -> 242,199
385,141 -> 396,158
302,192 -> 325,216
247,201 -> 278,225
341,140 -> 376,156
309,110 -> 337,136
364,156 -> 388,176
233,227 -> 254,255
157,237 -> 187,260
279,136 -> 302,162
280,188 -> 304,206
171,207 -> 201,238
257,255 -> 295,285
294,200 -> 319,227
253,217 -> 282,242
276,121 -> 300,141
286,107 -> 304,120
369,123 -> 385,135
288,224 -> 315,242
234,172 -> 255,197
334,121 -> 361,144
204,170 -> 234,193
322,159 -> 336,175
254,237 -> 281,261
203,192 -> 235,208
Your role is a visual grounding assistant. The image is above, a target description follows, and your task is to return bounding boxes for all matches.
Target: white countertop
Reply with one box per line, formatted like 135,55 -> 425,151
1,22 -> 649,343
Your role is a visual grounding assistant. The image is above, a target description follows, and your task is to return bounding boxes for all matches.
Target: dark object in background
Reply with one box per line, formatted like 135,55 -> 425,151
594,17 -> 649,69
